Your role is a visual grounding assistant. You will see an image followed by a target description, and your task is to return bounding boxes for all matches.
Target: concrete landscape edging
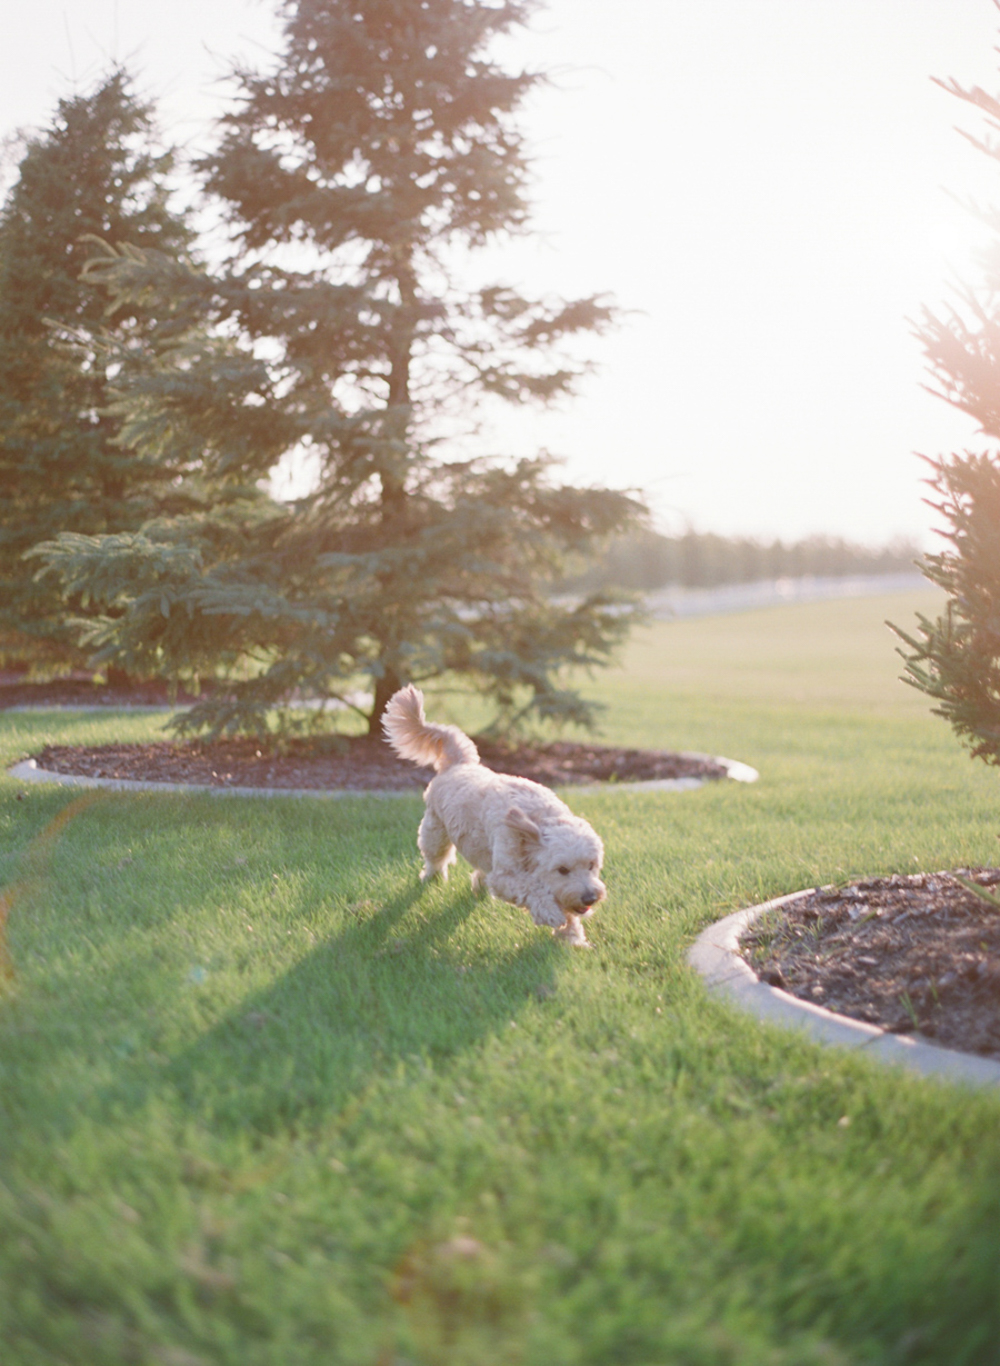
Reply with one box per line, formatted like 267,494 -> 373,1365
7,757 -> 407,801
689,892 -> 1000,1089
6,753 -> 757,801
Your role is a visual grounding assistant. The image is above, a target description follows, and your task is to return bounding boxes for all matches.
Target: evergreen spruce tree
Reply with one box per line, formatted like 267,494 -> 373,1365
892,74 -> 1000,763
38,0 -> 644,737
893,456 -> 1000,764
0,69 -> 194,671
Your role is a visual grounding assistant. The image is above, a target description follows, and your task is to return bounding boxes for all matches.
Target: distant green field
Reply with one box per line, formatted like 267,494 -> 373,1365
601,589 -> 947,716
3,588 -> 1000,1366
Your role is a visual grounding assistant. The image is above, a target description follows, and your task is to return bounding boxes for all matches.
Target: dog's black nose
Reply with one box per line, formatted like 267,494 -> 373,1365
581,891 -> 600,906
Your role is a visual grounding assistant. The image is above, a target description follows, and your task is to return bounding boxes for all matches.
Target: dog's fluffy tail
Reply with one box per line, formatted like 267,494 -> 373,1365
382,684 -> 480,772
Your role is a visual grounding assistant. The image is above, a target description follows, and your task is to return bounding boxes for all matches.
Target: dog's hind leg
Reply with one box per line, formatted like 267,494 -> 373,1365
417,809 -> 456,882
470,868 -> 489,897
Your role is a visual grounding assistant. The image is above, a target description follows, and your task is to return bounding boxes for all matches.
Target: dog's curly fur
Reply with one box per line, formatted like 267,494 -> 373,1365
382,685 -> 606,946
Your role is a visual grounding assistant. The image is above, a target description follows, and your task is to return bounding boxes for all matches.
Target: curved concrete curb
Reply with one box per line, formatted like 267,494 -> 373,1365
7,753 -> 757,801
699,754 -> 759,785
689,892 -> 1000,1089
604,754 -> 758,793
7,758 -> 409,801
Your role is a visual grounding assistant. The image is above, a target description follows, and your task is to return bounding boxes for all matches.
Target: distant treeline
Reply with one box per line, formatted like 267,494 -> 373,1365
563,529 -> 922,593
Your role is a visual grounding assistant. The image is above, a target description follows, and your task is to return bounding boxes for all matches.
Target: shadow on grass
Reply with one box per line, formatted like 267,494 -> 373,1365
0,784 -> 561,1150
101,878 -> 561,1139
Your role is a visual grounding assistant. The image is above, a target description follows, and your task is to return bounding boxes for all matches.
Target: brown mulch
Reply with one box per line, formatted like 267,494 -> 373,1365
741,869 -> 1000,1061
29,735 -> 729,793
4,673 -> 729,788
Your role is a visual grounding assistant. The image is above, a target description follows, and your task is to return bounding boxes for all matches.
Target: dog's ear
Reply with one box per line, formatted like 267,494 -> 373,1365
505,806 -> 541,865
505,806 -> 540,840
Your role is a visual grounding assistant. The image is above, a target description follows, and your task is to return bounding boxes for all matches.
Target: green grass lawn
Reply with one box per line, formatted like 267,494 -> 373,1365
3,589 -> 1000,1366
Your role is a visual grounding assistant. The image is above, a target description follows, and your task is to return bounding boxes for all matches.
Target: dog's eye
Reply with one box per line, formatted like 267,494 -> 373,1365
557,865 -> 570,876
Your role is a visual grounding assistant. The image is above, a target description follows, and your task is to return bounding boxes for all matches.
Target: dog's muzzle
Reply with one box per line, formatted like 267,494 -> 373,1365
574,885 -> 606,914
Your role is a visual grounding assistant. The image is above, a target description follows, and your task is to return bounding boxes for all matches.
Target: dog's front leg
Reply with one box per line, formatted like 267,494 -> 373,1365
524,894 -> 568,931
554,915 -> 591,947
488,872 -> 563,929
520,890 -> 593,945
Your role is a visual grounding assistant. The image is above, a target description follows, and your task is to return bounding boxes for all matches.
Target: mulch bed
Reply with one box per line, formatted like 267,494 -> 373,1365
741,869 -> 1000,1061
28,736 -> 729,792
4,674 -> 728,789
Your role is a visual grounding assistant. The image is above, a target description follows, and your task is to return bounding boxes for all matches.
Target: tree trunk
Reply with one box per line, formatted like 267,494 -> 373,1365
367,256 -> 416,739
368,664 -> 403,736
380,254 -> 416,522
105,664 -> 134,690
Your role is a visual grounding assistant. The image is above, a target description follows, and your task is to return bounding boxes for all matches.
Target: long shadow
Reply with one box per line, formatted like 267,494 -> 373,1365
2,787 -> 561,1150
95,878 -> 561,1139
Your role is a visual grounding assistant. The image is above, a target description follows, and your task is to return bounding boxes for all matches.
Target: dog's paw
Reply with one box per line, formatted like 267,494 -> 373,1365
554,917 -> 592,948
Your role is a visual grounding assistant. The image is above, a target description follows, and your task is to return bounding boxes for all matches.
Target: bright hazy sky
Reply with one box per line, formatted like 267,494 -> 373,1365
4,0 -> 1000,544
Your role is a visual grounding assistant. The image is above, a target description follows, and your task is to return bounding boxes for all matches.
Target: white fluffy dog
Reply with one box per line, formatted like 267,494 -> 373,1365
383,685 -> 606,946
